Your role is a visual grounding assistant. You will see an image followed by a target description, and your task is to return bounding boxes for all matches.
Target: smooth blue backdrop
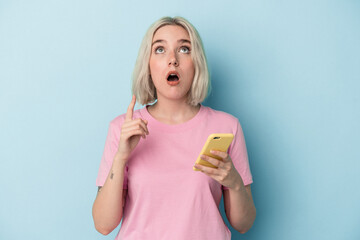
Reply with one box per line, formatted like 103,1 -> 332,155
1,0 -> 359,239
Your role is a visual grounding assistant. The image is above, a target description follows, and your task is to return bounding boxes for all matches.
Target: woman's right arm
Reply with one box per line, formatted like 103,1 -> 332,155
92,153 -> 128,235
92,95 -> 149,235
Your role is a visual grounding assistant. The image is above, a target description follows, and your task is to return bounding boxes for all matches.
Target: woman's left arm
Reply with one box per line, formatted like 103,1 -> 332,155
194,150 -> 256,233
223,185 -> 256,233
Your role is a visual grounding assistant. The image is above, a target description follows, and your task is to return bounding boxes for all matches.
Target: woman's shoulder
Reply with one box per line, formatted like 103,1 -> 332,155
203,105 -> 239,124
108,107 -> 144,128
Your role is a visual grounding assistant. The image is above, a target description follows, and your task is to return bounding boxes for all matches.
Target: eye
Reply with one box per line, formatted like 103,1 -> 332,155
179,46 -> 190,53
155,46 -> 164,54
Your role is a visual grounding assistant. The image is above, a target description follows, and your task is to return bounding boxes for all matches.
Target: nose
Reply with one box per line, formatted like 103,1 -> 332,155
168,52 -> 179,67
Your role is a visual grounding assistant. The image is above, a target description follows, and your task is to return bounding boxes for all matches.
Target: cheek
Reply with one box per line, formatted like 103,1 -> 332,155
184,60 -> 195,78
186,57 -> 195,70
149,59 -> 163,77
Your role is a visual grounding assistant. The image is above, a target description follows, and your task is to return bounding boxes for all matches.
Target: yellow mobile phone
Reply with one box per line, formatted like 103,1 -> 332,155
193,133 -> 234,171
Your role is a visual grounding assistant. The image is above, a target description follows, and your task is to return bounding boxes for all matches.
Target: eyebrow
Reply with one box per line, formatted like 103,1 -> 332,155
151,39 -> 191,46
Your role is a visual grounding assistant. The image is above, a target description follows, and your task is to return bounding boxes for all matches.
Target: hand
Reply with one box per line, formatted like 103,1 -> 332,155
194,150 -> 243,190
117,95 -> 149,162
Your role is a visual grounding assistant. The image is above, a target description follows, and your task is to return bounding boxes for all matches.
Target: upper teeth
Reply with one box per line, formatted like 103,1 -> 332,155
170,74 -> 176,76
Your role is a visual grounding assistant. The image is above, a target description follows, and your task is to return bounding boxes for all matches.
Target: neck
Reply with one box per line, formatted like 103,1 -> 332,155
147,97 -> 200,125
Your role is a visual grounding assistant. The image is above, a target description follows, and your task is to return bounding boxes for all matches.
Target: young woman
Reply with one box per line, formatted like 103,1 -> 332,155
92,16 -> 256,240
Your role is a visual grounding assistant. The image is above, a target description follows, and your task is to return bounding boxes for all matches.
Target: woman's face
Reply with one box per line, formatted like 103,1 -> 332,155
149,25 -> 195,103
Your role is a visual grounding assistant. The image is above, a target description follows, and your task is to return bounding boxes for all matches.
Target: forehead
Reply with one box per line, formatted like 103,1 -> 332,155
152,25 -> 190,42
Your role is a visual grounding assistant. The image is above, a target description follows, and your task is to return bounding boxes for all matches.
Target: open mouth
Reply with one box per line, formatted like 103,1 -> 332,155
166,71 -> 180,86
167,73 -> 179,81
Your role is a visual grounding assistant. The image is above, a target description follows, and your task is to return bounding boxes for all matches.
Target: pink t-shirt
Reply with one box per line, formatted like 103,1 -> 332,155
96,104 -> 253,240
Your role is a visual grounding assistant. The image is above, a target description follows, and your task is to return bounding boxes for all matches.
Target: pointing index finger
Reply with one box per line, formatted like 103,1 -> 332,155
125,95 -> 136,121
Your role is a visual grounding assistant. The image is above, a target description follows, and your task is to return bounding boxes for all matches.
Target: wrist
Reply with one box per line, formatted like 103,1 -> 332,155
229,183 -> 244,192
229,175 -> 245,192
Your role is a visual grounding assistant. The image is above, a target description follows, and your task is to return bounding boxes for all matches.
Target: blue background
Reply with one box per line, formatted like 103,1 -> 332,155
1,0 -> 359,239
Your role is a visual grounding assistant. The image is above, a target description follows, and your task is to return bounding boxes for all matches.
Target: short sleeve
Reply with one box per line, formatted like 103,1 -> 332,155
95,120 -> 128,189
223,120 -> 253,190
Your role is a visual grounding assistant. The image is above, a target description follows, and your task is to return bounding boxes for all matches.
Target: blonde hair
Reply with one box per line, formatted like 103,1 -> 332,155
132,16 -> 211,106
